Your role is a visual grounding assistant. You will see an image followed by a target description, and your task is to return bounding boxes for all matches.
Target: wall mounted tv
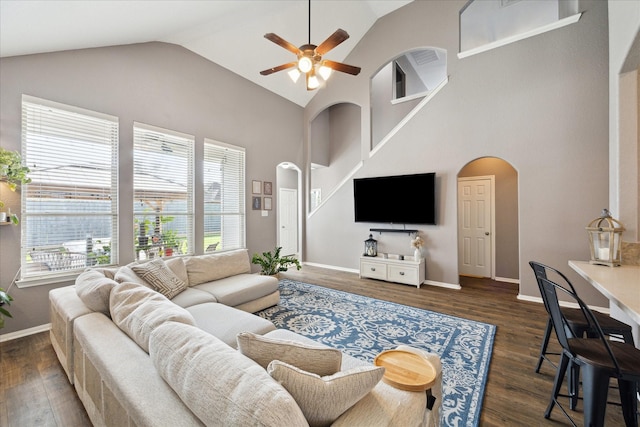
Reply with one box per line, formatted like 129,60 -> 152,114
353,172 -> 436,225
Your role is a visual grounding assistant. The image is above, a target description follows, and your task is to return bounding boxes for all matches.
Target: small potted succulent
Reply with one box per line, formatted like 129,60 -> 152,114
251,246 -> 301,277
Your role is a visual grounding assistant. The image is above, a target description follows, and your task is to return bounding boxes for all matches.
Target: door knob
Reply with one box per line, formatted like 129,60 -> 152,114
485,232 -> 490,235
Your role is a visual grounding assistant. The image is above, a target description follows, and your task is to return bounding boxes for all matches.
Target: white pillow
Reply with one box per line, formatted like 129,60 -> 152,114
237,332 -> 342,376
132,258 -> 187,299
75,269 -> 118,315
268,360 -> 384,427
109,282 -> 195,353
149,322 -> 308,426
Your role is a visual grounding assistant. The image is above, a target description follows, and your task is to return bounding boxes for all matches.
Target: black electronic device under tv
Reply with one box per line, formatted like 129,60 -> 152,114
353,172 -> 436,225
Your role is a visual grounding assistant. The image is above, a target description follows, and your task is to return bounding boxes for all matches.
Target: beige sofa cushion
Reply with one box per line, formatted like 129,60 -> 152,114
237,332 -> 341,376
75,269 -> 118,315
268,361 -> 384,427
132,258 -> 187,299
184,249 -> 251,286
165,257 -> 189,285
149,321 -> 309,426
109,282 -> 196,353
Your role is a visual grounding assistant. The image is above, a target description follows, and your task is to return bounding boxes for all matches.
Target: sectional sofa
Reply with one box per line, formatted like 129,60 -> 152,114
49,249 -> 440,426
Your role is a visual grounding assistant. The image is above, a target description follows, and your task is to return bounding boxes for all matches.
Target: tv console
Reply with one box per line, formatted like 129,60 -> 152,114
359,255 -> 425,288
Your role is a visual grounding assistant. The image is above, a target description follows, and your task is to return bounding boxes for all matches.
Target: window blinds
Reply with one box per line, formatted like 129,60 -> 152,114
21,95 -> 119,279
133,123 -> 194,259
203,139 -> 245,252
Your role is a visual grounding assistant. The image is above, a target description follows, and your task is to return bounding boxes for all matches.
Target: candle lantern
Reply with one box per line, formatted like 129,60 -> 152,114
586,209 -> 624,267
364,234 -> 378,257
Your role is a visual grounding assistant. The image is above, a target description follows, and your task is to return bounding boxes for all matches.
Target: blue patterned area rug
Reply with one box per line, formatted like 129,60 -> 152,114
257,279 -> 496,427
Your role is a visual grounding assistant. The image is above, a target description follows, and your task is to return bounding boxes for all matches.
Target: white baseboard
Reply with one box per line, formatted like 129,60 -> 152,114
0,323 -> 51,343
302,262 -> 461,289
495,276 -> 519,284
302,262 -> 359,274
517,294 -> 610,315
423,280 -> 461,290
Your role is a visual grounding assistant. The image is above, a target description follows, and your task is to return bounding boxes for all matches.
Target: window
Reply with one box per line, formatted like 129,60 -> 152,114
203,139 -> 245,252
133,123 -> 194,260
21,95 -> 118,281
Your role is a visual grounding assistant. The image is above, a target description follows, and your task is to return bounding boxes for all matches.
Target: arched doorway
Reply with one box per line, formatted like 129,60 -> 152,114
457,157 -> 519,282
276,162 -> 302,257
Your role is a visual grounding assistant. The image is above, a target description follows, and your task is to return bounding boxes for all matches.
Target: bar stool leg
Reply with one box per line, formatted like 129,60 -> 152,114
536,318 -> 553,373
581,364 -> 610,427
618,379 -> 639,427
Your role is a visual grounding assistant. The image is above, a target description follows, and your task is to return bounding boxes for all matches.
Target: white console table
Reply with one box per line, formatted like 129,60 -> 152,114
360,256 -> 425,288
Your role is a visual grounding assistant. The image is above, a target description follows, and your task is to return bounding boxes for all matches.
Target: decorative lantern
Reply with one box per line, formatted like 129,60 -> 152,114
364,234 -> 378,257
586,209 -> 624,267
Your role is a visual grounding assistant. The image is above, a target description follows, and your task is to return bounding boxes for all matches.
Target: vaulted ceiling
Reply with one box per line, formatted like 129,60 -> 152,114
0,0 -> 412,107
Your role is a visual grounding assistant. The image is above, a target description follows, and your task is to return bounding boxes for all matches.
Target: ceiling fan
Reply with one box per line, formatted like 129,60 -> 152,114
260,0 -> 361,91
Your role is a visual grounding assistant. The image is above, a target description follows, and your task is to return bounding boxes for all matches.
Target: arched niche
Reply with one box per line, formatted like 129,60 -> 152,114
370,48 -> 447,150
309,102 -> 362,214
457,157 -> 519,281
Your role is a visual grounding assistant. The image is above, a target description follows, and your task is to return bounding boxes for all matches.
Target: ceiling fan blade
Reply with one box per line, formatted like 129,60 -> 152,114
260,62 -> 298,76
264,33 -> 301,55
322,60 -> 361,76
315,29 -> 350,56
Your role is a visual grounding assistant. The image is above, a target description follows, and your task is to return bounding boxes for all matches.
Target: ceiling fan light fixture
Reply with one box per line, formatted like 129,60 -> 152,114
307,72 -> 320,90
318,64 -> 332,80
288,68 -> 301,83
298,56 -> 313,73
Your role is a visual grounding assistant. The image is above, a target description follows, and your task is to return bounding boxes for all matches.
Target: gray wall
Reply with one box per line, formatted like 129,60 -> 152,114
303,0 -> 610,304
0,42 -> 303,335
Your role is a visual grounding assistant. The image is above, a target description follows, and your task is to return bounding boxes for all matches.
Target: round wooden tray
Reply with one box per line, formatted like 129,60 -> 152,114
373,349 -> 437,392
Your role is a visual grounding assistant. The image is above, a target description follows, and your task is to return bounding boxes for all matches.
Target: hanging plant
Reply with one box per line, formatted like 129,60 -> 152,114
0,148 -> 31,224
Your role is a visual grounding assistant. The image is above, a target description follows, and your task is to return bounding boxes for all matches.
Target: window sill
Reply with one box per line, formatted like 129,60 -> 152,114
16,272 -> 79,288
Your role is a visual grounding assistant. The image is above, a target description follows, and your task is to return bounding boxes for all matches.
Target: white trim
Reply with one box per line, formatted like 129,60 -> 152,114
495,276 -> 519,284
424,280 -> 462,290
302,262 -> 461,289
22,94 -> 118,122
302,262 -> 359,274
517,294 -> 610,315
390,90 -> 430,105
307,161 -> 363,219
370,77 -> 449,158
458,13 -> 582,59
0,323 -> 51,343
17,272 -> 78,288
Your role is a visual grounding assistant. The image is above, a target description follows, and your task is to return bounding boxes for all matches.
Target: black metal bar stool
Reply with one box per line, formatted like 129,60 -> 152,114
529,262 -> 634,374
538,277 -> 640,427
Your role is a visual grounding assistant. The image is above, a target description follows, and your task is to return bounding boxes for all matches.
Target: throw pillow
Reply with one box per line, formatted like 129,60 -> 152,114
237,331 -> 342,376
267,360 -> 384,427
75,269 -> 118,315
132,258 -> 187,299
149,322 -> 308,426
114,262 -> 153,288
109,282 -> 196,353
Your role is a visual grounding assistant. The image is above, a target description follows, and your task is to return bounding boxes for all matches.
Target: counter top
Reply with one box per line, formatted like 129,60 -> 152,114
569,260 -> 640,324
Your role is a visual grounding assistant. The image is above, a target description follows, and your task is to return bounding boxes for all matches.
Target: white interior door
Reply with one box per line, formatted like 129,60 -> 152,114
458,176 -> 494,278
278,188 -> 298,256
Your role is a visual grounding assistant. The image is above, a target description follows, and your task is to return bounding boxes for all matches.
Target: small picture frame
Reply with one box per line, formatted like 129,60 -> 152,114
264,197 -> 272,211
252,180 -> 262,194
252,196 -> 262,210
263,181 -> 273,195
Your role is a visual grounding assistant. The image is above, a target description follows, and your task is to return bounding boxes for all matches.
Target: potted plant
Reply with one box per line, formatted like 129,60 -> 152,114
0,147 -> 31,224
0,287 -> 13,329
251,246 -> 301,276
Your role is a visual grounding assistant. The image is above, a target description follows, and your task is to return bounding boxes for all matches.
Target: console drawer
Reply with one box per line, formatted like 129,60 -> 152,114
360,261 -> 387,280
388,265 -> 419,285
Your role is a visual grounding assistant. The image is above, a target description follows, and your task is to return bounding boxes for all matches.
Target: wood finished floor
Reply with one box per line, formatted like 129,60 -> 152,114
0,265 -> 627,426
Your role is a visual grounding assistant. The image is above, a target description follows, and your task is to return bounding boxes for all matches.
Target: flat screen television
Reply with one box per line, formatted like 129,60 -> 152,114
353,172 -> 436,225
